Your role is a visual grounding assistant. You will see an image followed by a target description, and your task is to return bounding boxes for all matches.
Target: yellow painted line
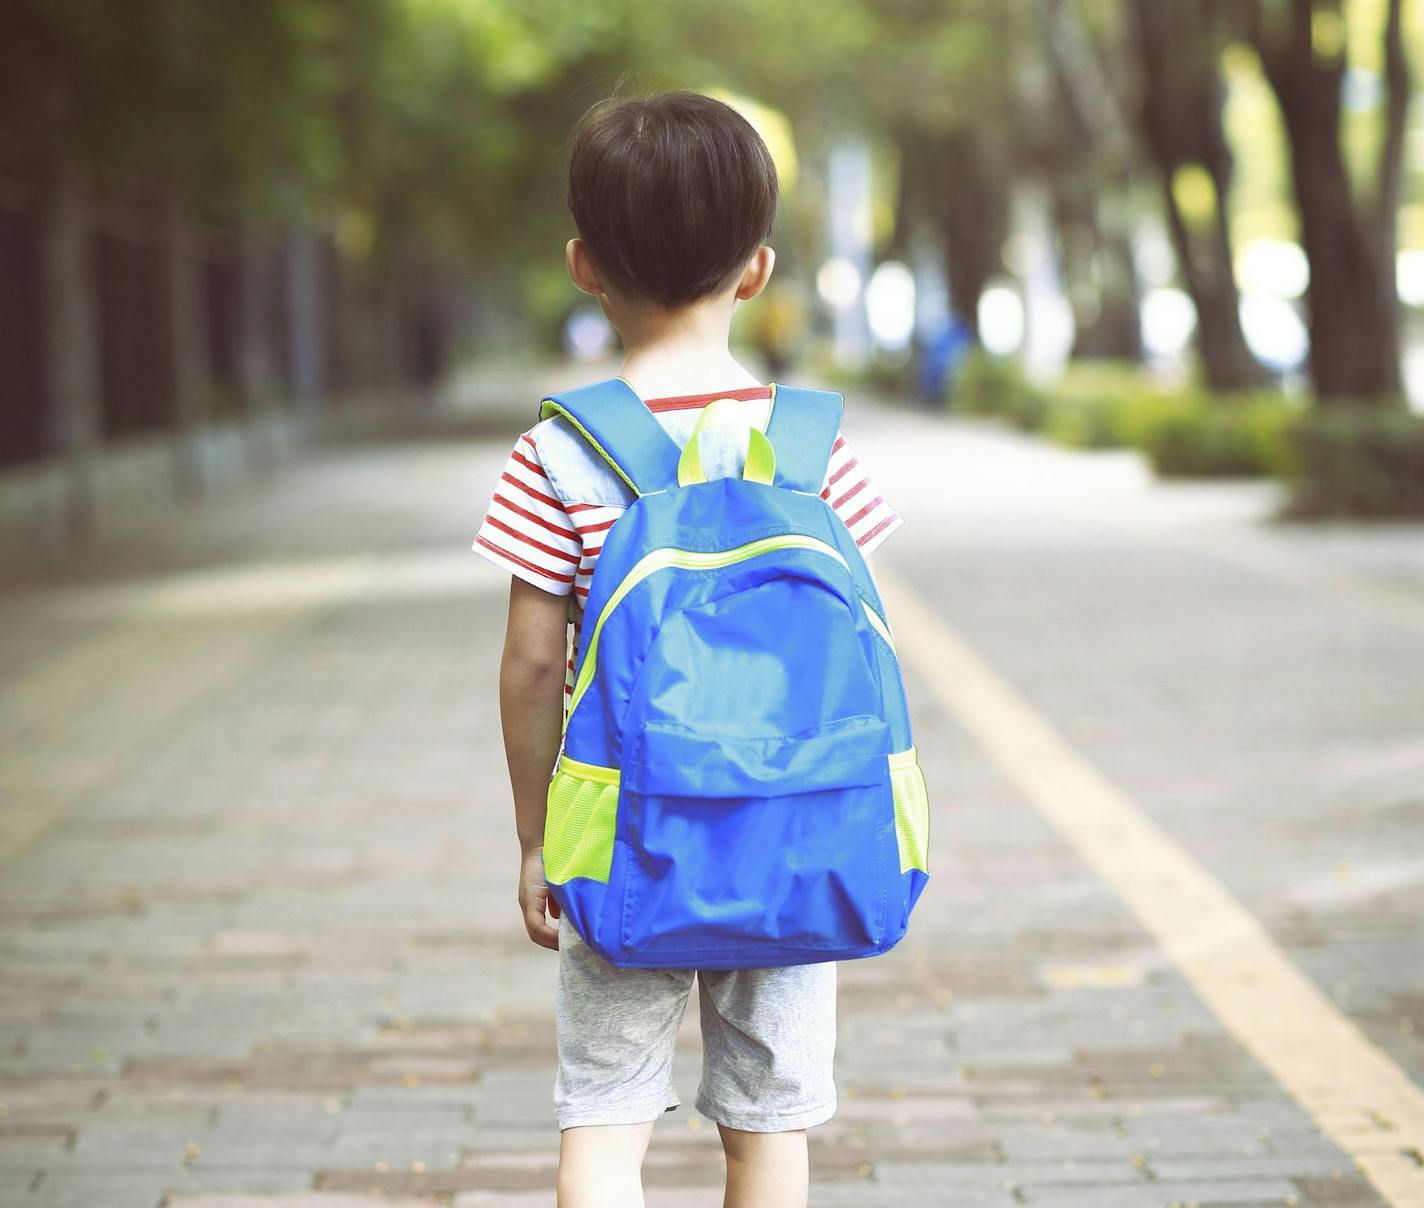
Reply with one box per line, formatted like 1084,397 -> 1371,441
875,564 -> 1424,1206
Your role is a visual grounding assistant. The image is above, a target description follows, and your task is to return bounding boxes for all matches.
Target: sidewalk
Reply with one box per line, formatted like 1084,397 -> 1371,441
0,380 -> 1420,1206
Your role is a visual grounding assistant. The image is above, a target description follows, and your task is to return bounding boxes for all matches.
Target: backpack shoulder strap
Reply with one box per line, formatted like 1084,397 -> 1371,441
764,383 -> 845,493
539,378 -> 681,496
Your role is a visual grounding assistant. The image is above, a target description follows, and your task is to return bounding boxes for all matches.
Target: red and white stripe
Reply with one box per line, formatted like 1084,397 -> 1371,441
474,433 -> 582,588
474,387 -> 904,699
818,432 -> 902,553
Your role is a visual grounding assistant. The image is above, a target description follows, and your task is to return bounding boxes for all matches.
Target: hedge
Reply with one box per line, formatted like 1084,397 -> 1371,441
947,353 -> 1424,515
1280,403 -> 1424,518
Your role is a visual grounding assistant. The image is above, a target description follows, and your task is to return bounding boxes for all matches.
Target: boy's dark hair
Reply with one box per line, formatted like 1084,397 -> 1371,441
566,89 -> 779,309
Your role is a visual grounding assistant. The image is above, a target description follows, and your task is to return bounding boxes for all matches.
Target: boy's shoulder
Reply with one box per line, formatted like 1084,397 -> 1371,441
523,411 -> 637,510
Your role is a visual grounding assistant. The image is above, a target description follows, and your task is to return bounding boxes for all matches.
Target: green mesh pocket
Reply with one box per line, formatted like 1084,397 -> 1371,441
544,757 -> 620,884
889,748 -> 930,874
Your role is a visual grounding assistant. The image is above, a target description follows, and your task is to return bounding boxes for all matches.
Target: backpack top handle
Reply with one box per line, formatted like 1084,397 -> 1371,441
539,378 -> 843,497
677,423 -> 777,487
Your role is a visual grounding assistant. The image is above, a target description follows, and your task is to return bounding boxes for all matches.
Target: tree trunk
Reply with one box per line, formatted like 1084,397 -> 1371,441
1246,0 -> 1405,401
283,224 -> 325,429
1049,170 -> 1143,361
238,222 -> 281,472
39,154 -> 101,549
1038,0 -> 1143,361
1278,106 -> 1395,399
163,192 -> 210,498
940,129 -> 1008,341
897,125 -> 1007,341
1131,0 -> 1265,391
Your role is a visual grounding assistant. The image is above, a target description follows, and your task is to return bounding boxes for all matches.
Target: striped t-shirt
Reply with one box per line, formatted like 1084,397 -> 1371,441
473,384 -> 903,702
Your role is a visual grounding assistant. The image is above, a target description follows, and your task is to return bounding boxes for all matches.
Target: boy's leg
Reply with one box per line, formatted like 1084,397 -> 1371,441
694,960 -> 837,1208
693,959 -> 838,1131
558,1120 -> 656,1208
718,1123 -> 808,1208
553,913 -> 694,1203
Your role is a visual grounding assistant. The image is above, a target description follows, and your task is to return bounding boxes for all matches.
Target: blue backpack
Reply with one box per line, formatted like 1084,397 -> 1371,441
539,378 -> 930,970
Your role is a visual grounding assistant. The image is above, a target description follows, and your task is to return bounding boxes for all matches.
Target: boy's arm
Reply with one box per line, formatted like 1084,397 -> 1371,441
498,576 -> 570,950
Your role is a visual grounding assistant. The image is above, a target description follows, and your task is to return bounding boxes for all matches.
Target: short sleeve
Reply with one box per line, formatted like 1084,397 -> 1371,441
472,429 -> 582,595
819,430 -> 904,558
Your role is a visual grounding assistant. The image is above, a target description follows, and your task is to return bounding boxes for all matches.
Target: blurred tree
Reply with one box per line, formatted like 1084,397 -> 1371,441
894,123 -> 1009,341
330,0 -> 644,347
853,0 -> 1023,341
8,0 -> 1414,439
0,0 -> 633,468
0,0 -> 380,496
1032,0 -> 1143,361
638,0 -> 1024,345
1129,0 -> 1267,391
1238,0 -> 1409,401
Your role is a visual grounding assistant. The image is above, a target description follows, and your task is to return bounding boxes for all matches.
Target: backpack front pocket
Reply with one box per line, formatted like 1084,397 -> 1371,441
619,716 -> 896,957
607,557 -> 902,963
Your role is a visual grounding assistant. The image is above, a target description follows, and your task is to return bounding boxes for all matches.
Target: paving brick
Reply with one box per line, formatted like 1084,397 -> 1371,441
25,1170 -> 173,1207
165,1197 -> 439,1208
1020,1180 -> 1302,1207
0,1169 -> 40,1197
1,390 -> 1416,1207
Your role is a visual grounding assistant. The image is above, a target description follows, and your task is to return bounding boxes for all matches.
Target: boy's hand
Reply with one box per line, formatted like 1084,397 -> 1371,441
519,846 -> 561,950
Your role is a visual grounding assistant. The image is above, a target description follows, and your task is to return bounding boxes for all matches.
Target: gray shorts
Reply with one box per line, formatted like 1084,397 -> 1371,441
553,911 -> 839,1132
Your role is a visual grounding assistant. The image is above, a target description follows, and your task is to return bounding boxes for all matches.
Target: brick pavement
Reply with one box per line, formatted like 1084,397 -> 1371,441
0,384 -> 1419,1206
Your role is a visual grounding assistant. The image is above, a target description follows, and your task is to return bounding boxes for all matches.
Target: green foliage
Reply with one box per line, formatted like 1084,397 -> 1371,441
1280,403 -> 1424,518
811,353 -> 911,397
954,354 -> 1424,514
977,358 -> 1303,478
1126,389 -> 1303,478
0,0 -> 630,269
0,0 -> 381,214
7,0 -> 1411,384
954,352 -> 1048,430
636,0 -> 1026,137
1040,360 -> 1159,449
957,354 -> 1307,479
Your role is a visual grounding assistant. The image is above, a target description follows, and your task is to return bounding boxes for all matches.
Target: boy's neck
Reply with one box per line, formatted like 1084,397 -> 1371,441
614,297 -> 763,398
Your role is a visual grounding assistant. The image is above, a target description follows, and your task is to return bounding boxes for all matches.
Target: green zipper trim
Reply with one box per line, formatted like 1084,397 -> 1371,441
861,589 -> 896,654
566,534 -> 897,726
888,745 -> 919,771
555,754 -> 621,785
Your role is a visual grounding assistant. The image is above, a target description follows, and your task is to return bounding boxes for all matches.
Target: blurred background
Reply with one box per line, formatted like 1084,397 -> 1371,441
1,0 -> 1422,548
2,3 -> 1424,1207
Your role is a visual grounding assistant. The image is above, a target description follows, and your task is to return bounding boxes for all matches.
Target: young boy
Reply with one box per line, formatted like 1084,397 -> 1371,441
474,89 -> 903,1208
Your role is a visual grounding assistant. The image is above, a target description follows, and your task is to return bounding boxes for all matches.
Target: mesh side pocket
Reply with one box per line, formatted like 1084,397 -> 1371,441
889,748 -> 929,874
544,760 -> 620,884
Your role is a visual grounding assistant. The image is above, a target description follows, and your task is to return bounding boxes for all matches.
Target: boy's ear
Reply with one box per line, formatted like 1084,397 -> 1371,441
734,245 -> 776,301
566,238 -> 606,298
